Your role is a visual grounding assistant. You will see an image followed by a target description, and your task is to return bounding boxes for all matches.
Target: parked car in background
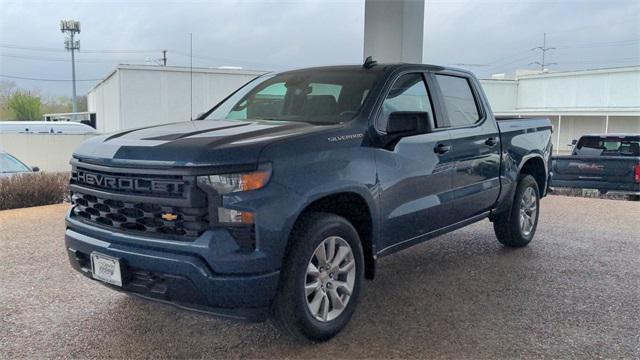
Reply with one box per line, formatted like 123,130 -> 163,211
65,62 -> 552,341
0,152 -> 39,176
0,121 -> 96,134
551,134 -> 640,200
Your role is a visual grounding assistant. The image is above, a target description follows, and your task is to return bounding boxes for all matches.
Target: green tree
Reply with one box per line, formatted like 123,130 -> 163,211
0,80 -> 16,120
7,91 -> 42,120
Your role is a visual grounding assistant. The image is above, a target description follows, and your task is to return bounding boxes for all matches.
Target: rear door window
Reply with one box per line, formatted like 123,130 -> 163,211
434,74 -> 480,128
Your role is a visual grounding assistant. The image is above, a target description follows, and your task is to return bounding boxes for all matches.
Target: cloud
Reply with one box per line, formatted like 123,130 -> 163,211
0,0 -> 637,95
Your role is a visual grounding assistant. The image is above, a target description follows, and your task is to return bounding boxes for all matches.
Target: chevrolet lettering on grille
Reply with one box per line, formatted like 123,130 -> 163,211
73,170 -> 184,196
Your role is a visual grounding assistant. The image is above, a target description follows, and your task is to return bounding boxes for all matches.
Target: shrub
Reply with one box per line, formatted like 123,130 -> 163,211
7,91 -> 42,120
0,172 -> 70,211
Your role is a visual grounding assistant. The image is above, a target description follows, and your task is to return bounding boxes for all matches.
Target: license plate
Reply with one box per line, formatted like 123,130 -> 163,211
90,252 -> 123,287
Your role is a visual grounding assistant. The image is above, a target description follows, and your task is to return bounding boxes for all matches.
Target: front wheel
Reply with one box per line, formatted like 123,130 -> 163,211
493,175 -> 540,247
272,213 -> 364,342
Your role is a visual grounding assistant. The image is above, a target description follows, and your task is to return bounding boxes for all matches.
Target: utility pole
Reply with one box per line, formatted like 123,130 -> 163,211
60,20 -> 81,113
530,32 -> 557,71
162,50 -> 167,66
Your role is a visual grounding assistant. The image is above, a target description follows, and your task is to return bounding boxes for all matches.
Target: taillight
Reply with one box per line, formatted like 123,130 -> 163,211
635,164 -> 640,184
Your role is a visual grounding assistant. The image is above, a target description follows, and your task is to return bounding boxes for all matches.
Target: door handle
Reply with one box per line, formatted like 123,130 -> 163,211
485,137 -> 499,147
434,144 -> 451,154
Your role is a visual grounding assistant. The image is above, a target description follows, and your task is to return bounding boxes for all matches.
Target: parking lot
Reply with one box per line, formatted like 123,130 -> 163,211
1,195 -> 638,358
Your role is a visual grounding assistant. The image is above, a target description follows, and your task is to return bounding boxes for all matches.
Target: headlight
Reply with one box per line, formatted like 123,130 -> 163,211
197,165 -> 271,194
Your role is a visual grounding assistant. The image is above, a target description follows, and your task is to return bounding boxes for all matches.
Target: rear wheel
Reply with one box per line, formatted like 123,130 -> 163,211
493,175 -> 540,247
272,213 -> 364,342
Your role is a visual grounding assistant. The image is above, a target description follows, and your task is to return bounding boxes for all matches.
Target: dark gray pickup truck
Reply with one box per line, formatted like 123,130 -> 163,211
66,62 -> 552,341
551,134 -> 640,200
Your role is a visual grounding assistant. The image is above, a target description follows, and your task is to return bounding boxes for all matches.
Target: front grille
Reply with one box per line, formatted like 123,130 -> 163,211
71,167 -> 186,198
71,191 -> 208,238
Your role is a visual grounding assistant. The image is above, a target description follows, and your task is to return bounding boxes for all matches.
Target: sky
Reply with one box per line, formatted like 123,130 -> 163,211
0,0 -> 638,97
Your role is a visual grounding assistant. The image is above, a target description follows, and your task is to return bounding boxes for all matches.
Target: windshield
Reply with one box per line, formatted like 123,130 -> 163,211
0,153 -> 31,173
205,69 -> 380,125
574,136 -> 640,156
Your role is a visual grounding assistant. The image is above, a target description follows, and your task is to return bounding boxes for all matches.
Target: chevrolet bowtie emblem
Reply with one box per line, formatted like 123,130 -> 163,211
161,212 -> 178,221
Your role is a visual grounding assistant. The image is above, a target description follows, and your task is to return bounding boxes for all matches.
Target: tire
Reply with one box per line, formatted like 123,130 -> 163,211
629,195 -> 640,202
272,212 -> 364,342
493,175 -> 540,247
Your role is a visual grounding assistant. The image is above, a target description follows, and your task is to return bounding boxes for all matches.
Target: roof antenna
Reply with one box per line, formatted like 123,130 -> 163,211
363,56 -> 377,69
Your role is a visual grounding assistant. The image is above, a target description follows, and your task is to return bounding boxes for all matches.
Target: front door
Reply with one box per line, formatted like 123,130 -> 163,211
376,72 -> 455,252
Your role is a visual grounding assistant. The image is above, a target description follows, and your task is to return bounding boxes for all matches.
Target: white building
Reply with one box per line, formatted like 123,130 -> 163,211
87,64 -> 265,133
480,66 -> 640,154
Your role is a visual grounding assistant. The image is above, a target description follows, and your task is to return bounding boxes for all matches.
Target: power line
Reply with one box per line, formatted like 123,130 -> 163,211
555,39 -> 640,50
546,18 -> 639,36
453,36 -> 639,74
0,53 -> 143,63
558,57 -> 639,65
0,44 -> 63,52
0,43 -> 163,54
0,74 -> 101,82
171,51 -> 278,68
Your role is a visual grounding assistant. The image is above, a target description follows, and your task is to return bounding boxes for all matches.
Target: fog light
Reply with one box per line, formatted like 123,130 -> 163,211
218,207 -> 254,224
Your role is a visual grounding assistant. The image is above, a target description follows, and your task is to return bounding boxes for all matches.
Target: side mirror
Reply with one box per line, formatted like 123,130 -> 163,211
381,111 -> 432,150
570,139 -> 578,146
31,166 -> 40,172
386,111 -> 431,135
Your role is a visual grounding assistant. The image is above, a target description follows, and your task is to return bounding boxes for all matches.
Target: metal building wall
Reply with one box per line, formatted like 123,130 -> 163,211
515,67 -> 640,110
480,66 -> 640,154
87,70 -> 121,133
88,65 -> 265,133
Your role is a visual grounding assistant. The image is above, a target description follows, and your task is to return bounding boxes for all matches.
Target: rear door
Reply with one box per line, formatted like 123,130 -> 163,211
428,72 -> 501,222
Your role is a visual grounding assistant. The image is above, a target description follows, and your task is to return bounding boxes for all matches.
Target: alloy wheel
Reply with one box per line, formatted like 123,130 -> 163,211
519,186 -> 537,236
304,236 -> 356,322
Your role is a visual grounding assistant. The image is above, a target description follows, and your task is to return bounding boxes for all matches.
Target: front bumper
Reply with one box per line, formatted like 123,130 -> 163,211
65,214 -> 280,321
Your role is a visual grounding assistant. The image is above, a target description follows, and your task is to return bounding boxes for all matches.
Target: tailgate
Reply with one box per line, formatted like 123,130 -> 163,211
551,155 -> 639,189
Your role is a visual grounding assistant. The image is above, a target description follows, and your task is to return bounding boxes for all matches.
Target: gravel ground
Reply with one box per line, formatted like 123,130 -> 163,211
1,196 -> 639,359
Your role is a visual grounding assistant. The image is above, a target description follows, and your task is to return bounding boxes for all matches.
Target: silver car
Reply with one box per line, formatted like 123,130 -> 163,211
0,152 -> 39,176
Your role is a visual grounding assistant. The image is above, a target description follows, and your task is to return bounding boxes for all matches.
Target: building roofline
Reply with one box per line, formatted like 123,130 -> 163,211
479,78 -> 518,82
516,65 -> 640,79
87,68 -> 119,94
88,64 -> 268,94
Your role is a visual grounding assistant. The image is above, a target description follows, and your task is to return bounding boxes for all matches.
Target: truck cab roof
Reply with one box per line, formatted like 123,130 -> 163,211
278,63 -> 458,75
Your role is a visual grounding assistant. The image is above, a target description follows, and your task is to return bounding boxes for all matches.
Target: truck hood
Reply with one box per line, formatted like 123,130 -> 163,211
73,119 -> 334,169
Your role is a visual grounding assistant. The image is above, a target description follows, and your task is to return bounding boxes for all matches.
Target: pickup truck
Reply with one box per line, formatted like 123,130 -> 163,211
65,62 -> 552,341
551,134 -> 640,200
